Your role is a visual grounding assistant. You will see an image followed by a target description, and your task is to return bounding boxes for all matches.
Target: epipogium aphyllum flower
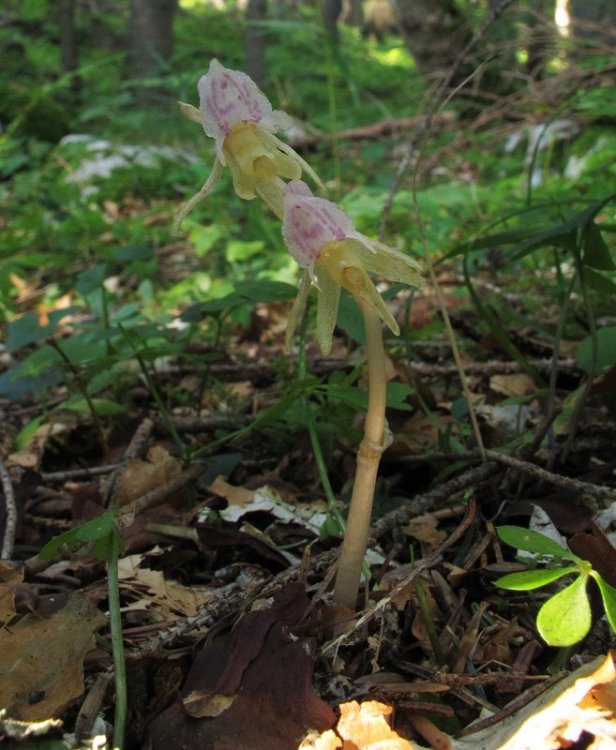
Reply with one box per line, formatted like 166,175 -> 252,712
282,180 -> 424,609
175,59 -> 322,229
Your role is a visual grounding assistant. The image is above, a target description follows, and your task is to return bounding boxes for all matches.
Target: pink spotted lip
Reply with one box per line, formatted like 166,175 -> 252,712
198,59 -> 292,159
282,181 -> 357,269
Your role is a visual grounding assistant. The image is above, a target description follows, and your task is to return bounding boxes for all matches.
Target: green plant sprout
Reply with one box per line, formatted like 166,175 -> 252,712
39,512 -> 127,750
495,525 -> 616,647
179,59 -> 424,610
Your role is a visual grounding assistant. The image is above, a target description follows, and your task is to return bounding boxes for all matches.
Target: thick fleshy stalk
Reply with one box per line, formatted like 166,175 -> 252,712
333,301 -> 388,609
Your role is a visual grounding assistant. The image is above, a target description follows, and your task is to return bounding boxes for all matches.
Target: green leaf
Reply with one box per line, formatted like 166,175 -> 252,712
583,268 -> 616,295
337,292 -> 365,345
225,239 -> 264,262
592,573 -> 616,634
180,294 -> 245,319
13,415 -> 45,450
496,525 -> 579,560
113,243 -> 153,262
76,263 -> 107,296
495,566 -> 578,591
39,511 -> 117,562
583,221 -> 615,270
62,397 -> 126,416
7,309 -> 65,352
189,224 -> 223,257
386,382 -> 416,411
576,327 -> 616,374
536,574 -> 591,646
234,280 -> 297,302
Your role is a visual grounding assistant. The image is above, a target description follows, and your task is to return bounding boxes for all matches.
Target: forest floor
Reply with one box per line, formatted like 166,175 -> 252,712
1,258 -> 616,749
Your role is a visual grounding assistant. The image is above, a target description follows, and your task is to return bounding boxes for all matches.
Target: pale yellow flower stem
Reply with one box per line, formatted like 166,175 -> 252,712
333,300 -> 388,610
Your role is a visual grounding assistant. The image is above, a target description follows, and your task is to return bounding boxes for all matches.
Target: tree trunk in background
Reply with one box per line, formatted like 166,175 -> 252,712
341,0 -> 363,28
525,0 -> 558,80
570,0 -> 616,44
322,0 -> 343,46
58,0 -> 80,96
394,0 -> 472,86
245,0 -> 267,87
128,0 -> 178,106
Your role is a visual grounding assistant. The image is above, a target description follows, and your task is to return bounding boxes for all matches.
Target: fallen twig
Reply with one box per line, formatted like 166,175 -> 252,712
42,464 -> 121,482
0,457 -> 17,560
370,461 -> 498,542
485,450 -> 616,501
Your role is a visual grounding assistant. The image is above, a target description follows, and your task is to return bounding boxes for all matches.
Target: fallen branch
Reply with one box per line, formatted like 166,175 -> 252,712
0,457 -> 17,560
288,112 -> 456,150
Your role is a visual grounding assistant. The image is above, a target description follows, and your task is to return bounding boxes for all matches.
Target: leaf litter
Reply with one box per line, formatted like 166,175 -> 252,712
2,325 -> 616,749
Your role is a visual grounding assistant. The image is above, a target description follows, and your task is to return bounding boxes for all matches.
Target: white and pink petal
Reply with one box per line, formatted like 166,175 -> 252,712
198,59 -> 292,159
282,184 -> 355,271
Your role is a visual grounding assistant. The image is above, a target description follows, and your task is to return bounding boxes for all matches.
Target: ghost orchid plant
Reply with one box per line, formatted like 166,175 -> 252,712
282,180 -> 424,608
176,59 -> 322,227
179,61 -> 424,611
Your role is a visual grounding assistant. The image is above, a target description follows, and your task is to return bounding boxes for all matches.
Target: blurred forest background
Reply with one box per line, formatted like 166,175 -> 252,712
1,3 -> 616,746
0,0 -> 615,473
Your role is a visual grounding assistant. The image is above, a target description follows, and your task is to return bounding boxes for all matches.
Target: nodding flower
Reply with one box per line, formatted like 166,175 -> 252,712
282,180 -> 424,355
175,59 -> 322,228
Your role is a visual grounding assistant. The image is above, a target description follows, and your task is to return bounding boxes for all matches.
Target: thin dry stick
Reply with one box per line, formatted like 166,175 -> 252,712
42,463 -> 121,482
333,302 -> 388,609
103,417 -> 155,507
120,462 -> 206,518
0,457 -> 17,560
370,461 -> 499,542
485,450 -> 616,501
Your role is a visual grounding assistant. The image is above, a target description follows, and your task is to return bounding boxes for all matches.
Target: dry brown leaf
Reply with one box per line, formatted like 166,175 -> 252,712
298,729 -> 342,750
402,514 -> 447,546
453,653 -> 616,750
147,583 -> 335,750
0,561 -> 23,624
336,701 -> 414,749
0,590 -> 105,720
115,445 -> 181,506
118,553 -> 207,621
392,412 -> 449,454
209,475 -> 255,506
489,373 -> 536,397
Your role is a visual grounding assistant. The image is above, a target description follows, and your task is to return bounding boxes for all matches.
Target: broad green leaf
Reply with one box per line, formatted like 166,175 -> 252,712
583,221 -> 615,270
225,239 -> 264,262
583,268 -> 616,295
576,327 -> 616,374
76,263 -> 107,296
337,292 -> 366,345
235,280 -> 297,303
497,525 -> 579,560
113,243 -> 153,262
495,566 -> 578,591
537,574 -> 591,646
386,382 -> 416,411
7,308 -> 74,352
39,511 -> 117,561
189,224 -> 223,257
181,293 -> 247,319
592,573 -> 616,634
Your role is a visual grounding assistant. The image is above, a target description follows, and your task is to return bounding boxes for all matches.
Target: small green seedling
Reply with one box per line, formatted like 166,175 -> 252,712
495,525 -> 616,647
39,511 -> 127,750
